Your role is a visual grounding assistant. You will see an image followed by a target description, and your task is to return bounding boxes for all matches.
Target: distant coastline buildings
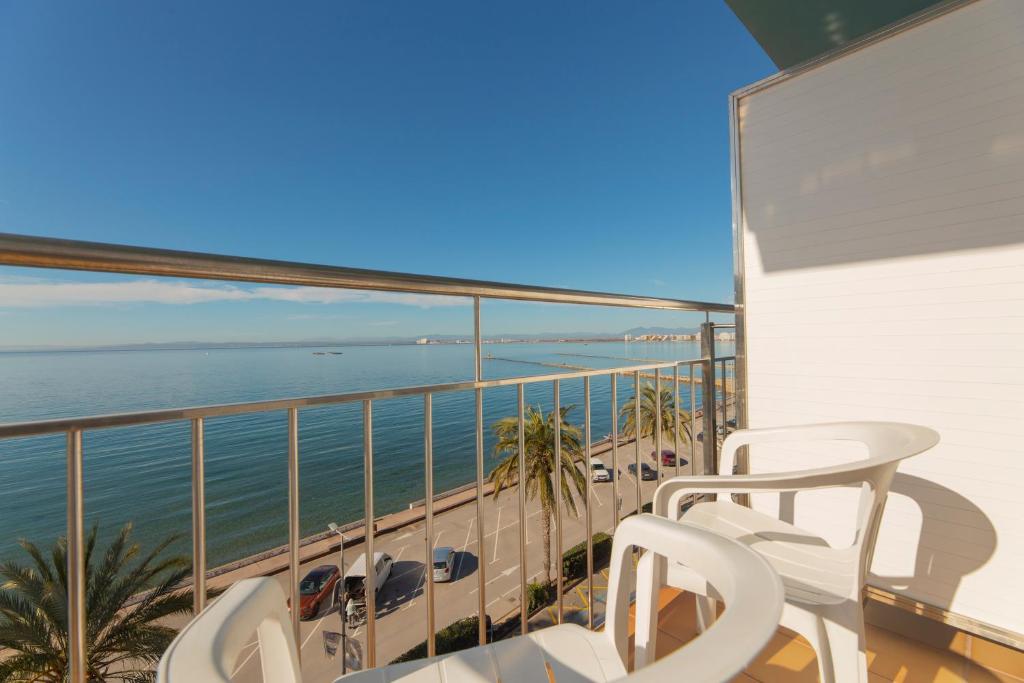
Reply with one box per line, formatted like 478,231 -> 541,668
625,333 -> 698,342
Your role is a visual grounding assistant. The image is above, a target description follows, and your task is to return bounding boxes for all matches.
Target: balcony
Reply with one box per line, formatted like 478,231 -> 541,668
2,234 -> 1021,683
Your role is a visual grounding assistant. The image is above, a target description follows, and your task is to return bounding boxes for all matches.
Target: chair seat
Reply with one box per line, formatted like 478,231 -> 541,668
335,623 -> 626,683
670,501 -> 857,606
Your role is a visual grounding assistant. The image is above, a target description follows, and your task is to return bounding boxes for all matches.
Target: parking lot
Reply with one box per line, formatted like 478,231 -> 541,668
230,435 -> 678,682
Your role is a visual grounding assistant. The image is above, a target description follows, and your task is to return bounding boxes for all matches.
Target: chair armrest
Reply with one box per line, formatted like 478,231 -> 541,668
652,467 -> 883,521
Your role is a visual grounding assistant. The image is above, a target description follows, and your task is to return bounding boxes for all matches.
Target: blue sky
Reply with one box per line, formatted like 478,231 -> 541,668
0,1 -> 774,347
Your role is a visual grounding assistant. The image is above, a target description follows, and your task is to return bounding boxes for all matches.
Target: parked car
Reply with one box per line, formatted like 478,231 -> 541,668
297,564 -> 340,620
432,546 -> 456,582
590,457 -> 611,482
628,462 -> 657,481
651,449 -> 676,466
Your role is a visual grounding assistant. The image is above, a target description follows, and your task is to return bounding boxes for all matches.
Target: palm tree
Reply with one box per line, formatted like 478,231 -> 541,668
0,523 -> 194,682
489,405 -> 586,582
619,382 -> 692,453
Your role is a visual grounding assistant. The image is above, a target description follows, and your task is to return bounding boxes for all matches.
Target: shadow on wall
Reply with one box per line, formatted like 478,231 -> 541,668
742,124 -> 1024,273
868,471 -> 996,625
738,0 -> 1024,275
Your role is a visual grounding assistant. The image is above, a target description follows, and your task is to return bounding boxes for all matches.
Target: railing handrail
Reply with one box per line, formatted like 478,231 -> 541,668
0,233 -> 734,313
0,359 -> 707,438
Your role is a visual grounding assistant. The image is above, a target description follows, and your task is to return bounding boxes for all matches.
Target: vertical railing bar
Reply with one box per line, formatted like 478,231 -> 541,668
363,399 -> 377,667
633,371 -> 641,516
517,384 -> 528,635
654,368 -> 662,484
689,364 -> 697,477
287,408 -> 301,658
673,365 -> 681,478
475,387 -> 487,644
191,417 -> 207,614
473,297 -> 487,645
584,376 -> 594,631
553,379 -> 564,624
719,359 -> 727,450
474,296 -> 483,382
610,373 -> 619,531
66,430 -> 86,683
700,323 -> 717,477
424,394 -> 436,657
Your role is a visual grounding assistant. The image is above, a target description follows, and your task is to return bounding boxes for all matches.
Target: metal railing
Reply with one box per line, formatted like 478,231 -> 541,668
0,233 -> 737,681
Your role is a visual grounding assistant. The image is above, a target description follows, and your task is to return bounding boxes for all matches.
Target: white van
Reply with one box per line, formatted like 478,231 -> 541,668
343,551 -> 393,615
590,458 -> 611,482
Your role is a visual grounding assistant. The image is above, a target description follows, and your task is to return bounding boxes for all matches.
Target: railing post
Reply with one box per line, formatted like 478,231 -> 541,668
689,364 -> 697,476
673,365 -> 681,478
473,296 -> 487,645
363,400 -> 377,668
424,393 -> 436,656
654,368 -> 662,482
516,385 -> 528,635
633,371 -> 642,514
583,376 -> 594,631
287,408 -> 301,658
700,322 -> 718,476
66,430 -> 86,683
553,379 -> 564,624
473,296 -> 483,382
719,359 -> 728,441
610,374 -> 619,530
191,418 -> 207,614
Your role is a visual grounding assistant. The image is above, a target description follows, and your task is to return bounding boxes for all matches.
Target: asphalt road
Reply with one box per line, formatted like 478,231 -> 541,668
230,435 -> 677,682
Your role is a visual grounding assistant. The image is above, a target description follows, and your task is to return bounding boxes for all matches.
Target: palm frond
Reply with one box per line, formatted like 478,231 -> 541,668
0,523 -> 191,682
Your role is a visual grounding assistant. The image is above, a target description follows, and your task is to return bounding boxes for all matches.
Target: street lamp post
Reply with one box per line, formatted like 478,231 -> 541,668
328,522 -> 347,675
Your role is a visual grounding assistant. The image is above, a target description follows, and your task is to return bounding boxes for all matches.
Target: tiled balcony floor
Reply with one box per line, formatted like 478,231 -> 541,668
637,590 -> 1023,683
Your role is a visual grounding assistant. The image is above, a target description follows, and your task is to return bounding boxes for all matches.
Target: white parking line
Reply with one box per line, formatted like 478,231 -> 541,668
300,615 -> 327,650
491,506 -> 502,564
454,517 -> 474,578
231,638 -> 262,678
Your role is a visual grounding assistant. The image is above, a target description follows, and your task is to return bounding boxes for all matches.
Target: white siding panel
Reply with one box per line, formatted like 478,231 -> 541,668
736,0 -> 1024,636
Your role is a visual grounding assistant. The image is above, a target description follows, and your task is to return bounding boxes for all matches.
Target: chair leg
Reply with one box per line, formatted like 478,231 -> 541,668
633,552 -> 663,670
822,609 -> 868,683
695,595 -> 718,634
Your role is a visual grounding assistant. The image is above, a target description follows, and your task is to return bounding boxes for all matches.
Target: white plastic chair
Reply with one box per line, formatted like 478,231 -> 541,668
634,421 -> 939,683
157,514 -> 785,683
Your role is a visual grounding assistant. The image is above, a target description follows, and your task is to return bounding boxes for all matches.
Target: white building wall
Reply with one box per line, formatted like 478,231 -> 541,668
735,0 -> 1024,636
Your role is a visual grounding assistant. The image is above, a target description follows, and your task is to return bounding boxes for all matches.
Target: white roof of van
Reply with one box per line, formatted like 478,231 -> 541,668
346,551 -> 388,578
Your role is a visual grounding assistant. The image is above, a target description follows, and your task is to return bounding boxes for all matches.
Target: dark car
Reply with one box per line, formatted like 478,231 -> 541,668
651,449 -> 677,466
298,564 -> 340,620
628,462 -> 657,480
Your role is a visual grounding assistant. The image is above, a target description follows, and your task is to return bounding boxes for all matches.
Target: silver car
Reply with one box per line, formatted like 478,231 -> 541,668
432,546 -> 456,582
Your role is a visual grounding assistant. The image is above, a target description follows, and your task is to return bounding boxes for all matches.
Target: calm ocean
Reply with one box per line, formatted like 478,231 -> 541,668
0,341 -> 728,567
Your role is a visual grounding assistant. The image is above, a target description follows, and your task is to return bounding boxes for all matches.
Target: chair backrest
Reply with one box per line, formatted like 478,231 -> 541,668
718,421 -> 940,591
156,578 -> 301,683
606,515 -> 784,682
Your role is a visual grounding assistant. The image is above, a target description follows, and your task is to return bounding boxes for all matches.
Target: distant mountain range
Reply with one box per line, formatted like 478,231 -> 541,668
0,326 -> 703,352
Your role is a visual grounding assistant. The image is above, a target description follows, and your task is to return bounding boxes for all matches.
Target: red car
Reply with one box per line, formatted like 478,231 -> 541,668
651,449 -> 676,467
297,565 -> 340,620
